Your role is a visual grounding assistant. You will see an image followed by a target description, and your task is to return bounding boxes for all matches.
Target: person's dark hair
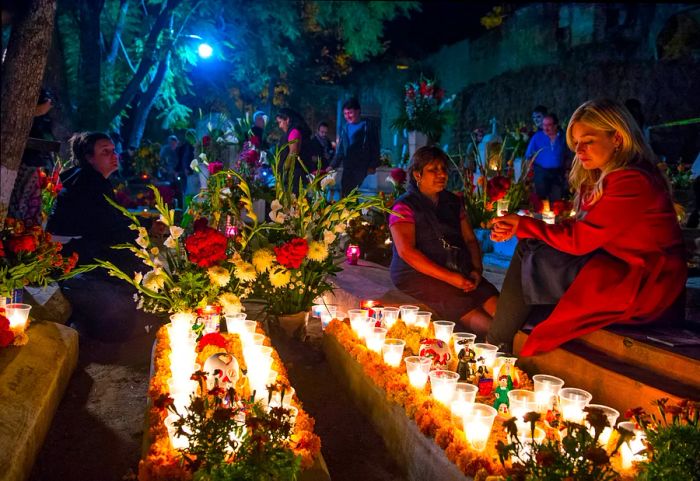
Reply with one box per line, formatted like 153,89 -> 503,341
533,105 -> 548,115
317,121 -> 329,130
342,97 -> 361,111
276,108 -> 312,138
544,113 -> 559,124
69,131 -> 112,168
407,145 -> 450,188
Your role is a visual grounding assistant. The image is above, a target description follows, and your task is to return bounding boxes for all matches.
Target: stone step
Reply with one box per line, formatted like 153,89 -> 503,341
513,331 -> 700,415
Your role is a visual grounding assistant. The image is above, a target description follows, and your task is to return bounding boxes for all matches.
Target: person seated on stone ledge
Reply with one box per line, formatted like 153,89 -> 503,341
47,131 -> 159,341
488,99 -> 687,356
389,146 -> 499,337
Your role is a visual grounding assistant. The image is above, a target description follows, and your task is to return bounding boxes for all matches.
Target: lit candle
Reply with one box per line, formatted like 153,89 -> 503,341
382,307 -> 400,328
473,343 -> 499,368
507,390 -> 538,428
346,244 -> 360,265
382,338 -> 406,367
399,305 -> 419,326
542,211 -> 556,224
432,320 -> 455,344
452,332 -> 477,355
415,311 -> 432,329
533,374 -> 565,412
618,421 -> 647,469
404,356 -> 431,389
429,370 -> 460,406
366,327 -> 388,353
585,404 -> 619,445
5,303 -> 31,330
463,403 -> 498,452
559,387 -> 592,423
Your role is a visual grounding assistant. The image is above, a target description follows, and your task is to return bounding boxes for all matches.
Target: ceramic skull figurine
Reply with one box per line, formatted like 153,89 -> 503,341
203,352 -> 240,391
419,338 -> 452,369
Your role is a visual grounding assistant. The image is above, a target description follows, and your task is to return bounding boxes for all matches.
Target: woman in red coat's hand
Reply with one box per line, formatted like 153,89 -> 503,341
486,99 -> 686,356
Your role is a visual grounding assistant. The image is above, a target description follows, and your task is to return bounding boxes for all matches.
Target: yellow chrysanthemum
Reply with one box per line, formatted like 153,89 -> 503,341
218,292 -> 243,315
307,241 -> 328,262
233,262 -> 257,282
252,248 -> 275,273
269,266 -> 291,288
207,266 -> 231,287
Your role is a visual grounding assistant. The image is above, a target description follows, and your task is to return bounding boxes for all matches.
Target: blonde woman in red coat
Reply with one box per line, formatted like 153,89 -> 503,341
488,99 -> 686,356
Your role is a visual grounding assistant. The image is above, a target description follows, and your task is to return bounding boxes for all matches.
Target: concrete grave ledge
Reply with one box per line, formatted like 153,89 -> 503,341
0,321 -> 79,481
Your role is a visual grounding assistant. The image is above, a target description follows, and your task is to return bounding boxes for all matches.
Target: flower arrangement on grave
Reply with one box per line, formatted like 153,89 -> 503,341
625,398 -> 700,481
387,167 -> 408,197
95,186 -> 252,317
452,128 -> 537,228
38,162 -> 63,222
0,217 -> 83,299
391,75 -> 456,142
140,324 -> 321,481
236,157 -> 389,317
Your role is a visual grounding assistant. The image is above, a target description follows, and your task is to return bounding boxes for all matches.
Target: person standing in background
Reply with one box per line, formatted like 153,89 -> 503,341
525,113 -> 570,204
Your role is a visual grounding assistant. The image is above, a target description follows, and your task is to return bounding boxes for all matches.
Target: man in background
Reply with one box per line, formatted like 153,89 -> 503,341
525,113 -> 569,204
309,121 -> 335,169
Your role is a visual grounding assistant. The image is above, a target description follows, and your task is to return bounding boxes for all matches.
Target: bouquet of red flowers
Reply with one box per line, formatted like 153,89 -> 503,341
0,217 -> 83,298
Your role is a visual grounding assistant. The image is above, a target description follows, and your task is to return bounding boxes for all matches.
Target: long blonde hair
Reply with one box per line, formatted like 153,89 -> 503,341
566,99 -> 665,209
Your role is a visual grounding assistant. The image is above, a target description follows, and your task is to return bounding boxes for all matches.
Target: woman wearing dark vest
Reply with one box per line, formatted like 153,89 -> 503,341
389,146 -> 499,336
275,108 -> 313,192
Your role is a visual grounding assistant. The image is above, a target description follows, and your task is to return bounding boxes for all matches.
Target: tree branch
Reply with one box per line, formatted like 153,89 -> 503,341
106,0 -> 129,65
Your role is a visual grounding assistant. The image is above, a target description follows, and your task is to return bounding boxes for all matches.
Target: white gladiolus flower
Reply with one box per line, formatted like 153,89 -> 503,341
169,226 -> 184,239
190,159 -> 199,171
320,175 -> 335,190
198,152 -> 208,160
143,270 -> 166,292
164,236 -> 178,249
270,211 -> 286,224
136,233 -> 149,249
334,223 -> 346,234
270,199 -> 283,213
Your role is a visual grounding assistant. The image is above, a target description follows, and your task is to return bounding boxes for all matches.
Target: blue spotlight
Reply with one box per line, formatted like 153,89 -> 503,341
198,43 -> 213,59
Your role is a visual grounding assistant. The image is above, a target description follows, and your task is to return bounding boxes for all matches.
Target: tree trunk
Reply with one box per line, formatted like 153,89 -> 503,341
76,0 -> 105,129
104,0 -> 182,128
128,51 -> 171,148
44,19 -> 74,155
0,0 -> 57,223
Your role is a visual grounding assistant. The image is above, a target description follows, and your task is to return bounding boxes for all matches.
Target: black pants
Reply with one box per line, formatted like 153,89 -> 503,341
533,165 -> 565,203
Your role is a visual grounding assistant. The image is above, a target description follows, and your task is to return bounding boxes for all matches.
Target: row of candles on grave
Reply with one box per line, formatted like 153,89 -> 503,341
164,310 -> 296,450
315,301 -> 644,465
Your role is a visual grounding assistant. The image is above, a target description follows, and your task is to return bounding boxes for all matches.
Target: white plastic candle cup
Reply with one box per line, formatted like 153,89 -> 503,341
319,305 -> 338,329
382,338 -> 406,367
239,320 -> 258,343
267,369 -> 278,384
366,327 -> 388,353
559,387 -> 593,423
429,370 -> 460,406
167,322 -> 196,343
5,303 -> 31,330
224,313 -> 247,334
516,426 -> 546,459
311,304 -> 324,318
169,351 -> 197,378
168,378 -> 197,397
450,399 -> 475,427
404,356 -> 432,389
382,307 -> 400,328
533,374 -> 565,412
347,309 -> 367,322
542,211 -> 556,224
618,421 -> 647,469
399,305 -> 419,326
164,413 -> 190,450
243,332 -> 265,347
473,343 -> 499,368
244,344 -> 273,366
415,311 -> 432,329
585,404 -> 620,445
463,403 -> 498,452
508,390 -> 538,427
454,382 -> 479,403
170,312 -> 195,329
452,332 -> 477,355
350,315 -> 369,338
497,199 -> 510,217
334,310 -> 347,322
433,320 -> 455,344
270,386 -> 295,408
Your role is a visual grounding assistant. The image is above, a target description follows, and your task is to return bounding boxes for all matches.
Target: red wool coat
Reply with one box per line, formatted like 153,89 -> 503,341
516,169 -> 687,356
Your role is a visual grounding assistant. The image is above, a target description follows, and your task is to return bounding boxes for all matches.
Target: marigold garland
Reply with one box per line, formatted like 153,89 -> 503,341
139,323 -> 321,481
325,318 -> 538,478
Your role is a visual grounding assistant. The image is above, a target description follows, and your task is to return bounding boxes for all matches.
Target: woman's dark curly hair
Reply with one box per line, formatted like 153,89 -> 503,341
407,145 -> 450,188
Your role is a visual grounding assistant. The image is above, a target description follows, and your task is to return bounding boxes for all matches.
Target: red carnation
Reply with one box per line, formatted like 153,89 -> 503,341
7,234 -> 38,254
390,168 -> 407,185
208,161 -> 223,175
0,315 -> 14,347
185,227 -> 228,267
274,238 -> 309,269
197,332 -> 227,351
202,135 -> 211,148
250,135 -> 261,148
486,176 -> 511,202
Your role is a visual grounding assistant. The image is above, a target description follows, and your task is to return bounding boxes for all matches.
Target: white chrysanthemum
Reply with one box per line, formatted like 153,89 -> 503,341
252,248 -> 275,273
307,241 -> 328,262
323,230 -> 336,245
143,270 -> 166,292
269,266 -> 291,288
233,262 -> 257,282
207,266 -> 231,287
219,292 -> 243,315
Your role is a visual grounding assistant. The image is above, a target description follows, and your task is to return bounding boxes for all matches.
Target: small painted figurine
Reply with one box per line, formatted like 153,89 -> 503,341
493,374 -> 512,413
457,347 -> 469,381
476,356 -> 493,395
466,348 -> 478,383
